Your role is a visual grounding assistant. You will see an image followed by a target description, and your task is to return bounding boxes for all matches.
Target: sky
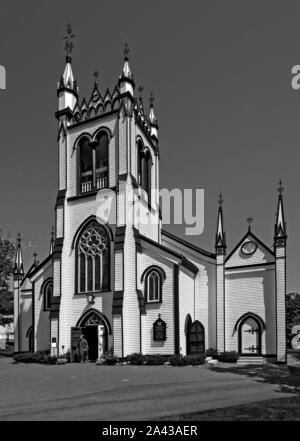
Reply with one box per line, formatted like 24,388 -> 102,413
0,1 -> 300,292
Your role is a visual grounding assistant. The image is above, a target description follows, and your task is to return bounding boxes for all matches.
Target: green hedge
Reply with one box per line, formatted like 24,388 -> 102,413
217,351 -> 239,363
13,351 -> 50,364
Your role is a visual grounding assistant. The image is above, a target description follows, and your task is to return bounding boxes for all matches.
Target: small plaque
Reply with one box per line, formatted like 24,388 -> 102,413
153,317 -> 166,341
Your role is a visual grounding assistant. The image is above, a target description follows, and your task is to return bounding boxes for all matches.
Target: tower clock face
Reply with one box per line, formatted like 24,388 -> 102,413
241,241 -> 257,255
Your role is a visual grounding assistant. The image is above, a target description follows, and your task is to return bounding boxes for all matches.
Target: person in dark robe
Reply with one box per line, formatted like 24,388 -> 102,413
77,334 -> 89,363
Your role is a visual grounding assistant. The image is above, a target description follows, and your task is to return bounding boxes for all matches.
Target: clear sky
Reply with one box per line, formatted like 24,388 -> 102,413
0,1 -> 299,292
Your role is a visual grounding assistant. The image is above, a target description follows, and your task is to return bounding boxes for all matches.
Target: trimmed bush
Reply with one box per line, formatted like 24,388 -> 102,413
217,351 -> 239,363
206,348 -> 219,359
127,353 -> 146,365
102,354 -> 119,365
184,354 -> 206,365
13,351 -> 50,364
169,355 -> 189,366
144,354 -> 168,365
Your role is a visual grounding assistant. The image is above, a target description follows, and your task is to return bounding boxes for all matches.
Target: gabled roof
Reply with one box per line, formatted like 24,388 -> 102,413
162,229 -> 215,259
137,231 -> 199,275
225,230 -> 275,263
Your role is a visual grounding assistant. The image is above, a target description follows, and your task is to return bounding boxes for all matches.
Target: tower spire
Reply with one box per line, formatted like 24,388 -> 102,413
57,24 -> 78,111
215,193 -> 226,253
149,92 -> 159,138
49,227 -> 55,255
118,41 -> 135,96
274,179 -> 287,243
14,233 -> 24,277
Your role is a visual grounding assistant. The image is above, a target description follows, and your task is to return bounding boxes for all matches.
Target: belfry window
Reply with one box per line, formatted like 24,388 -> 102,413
145,270 -> 162,303
77,221 -> 110,293
79,132 -> 109,194
137,141 -> 152,202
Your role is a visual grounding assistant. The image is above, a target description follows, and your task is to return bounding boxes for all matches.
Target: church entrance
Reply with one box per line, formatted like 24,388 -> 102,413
186,320 -> 205,356
71,309 -> 109,362
239,316 -> 261,355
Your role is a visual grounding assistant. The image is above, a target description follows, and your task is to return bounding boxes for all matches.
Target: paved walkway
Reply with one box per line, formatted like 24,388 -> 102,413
0,357 -> 295,420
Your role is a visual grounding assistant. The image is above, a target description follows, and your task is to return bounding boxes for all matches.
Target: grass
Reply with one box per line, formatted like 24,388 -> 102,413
159,395 -> 300,421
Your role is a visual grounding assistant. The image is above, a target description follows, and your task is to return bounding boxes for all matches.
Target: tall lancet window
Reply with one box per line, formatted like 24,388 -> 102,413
77,221 -> 110,293
79,137 -> 93,193
95,132 -> 108,190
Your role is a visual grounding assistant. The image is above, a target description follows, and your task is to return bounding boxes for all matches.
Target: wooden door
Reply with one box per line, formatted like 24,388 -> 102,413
187,321 -> 205,355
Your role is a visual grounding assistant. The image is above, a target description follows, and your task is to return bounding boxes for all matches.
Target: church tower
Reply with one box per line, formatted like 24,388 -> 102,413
274,180 -> 287,363
215,193 -> 226,352
52,27 -> 161,357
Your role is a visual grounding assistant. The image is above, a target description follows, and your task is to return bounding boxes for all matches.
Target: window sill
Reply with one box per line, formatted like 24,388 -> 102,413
74,290 -> 112,296
68,191 -> 98,202
145,300 -> 162,305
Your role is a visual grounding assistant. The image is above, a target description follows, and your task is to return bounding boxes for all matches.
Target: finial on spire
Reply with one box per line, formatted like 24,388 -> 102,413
247,214 -> 253,231
33,253 -> 38,265
149,92 -> 155,107
138,86 -> 144,95
278,179 -> 284,195
124,41 -> 130,60
63,23 -> 75,60
93,69 -> 99,87
218,192 -> 223,207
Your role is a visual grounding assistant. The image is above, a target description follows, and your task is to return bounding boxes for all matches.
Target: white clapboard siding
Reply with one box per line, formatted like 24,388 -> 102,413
276,246 -> 286,362
225,267 -> 276,355
33,264 -> 52,352
113,315 -> 123,357
137,251 -> 174,355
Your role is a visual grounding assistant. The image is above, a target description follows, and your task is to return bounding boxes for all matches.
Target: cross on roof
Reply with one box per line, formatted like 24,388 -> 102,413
124,42 -> 130,59
278,179 -> 284,195
247,214 -> 253,230
150,92 -> 155,106
218,193 -> 223,206
94,69 -> 99,85
63,23 -> 75,55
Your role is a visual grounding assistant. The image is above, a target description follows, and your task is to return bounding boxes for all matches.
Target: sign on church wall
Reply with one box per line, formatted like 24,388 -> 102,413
153,316 -> 166,342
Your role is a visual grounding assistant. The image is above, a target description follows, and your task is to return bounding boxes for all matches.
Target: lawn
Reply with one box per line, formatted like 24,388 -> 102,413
163,395 -> 300,421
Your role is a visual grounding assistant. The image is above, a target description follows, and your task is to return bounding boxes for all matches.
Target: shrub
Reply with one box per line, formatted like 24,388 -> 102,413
48,356 -> 57,365
58,351 -> 70,363
169,355 -> 189,366
144,354 -> 168,365
127,353 -> 146,365
102,354 -> 119,365
184,354 -> 206,365
217,351 -> 239,363
13,351 -> 49,364
206,348 -> 219,359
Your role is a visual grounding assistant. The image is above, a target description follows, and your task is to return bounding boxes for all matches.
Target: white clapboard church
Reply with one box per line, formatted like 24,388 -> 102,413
13,39 -> 287,364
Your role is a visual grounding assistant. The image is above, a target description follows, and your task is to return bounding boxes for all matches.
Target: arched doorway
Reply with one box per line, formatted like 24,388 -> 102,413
71,310 -> 110,362
238,315 -> 262,355
186,320 -> 205,356
26,326 -> 34,352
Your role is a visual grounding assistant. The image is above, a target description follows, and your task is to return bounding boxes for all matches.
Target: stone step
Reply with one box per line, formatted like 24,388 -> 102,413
237,356 -> 264,365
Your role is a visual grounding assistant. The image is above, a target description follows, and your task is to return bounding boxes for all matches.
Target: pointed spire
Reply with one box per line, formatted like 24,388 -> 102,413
215,193 -> 226,253
14,233 -> 24,277
49,227 -> 55,255
274,179 -> 287,243
57,24 -> 78,112
118,42 -> 135,95
149,92 -> 159,138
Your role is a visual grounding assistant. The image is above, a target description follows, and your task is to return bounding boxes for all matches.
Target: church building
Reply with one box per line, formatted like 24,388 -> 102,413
13,36 -> 287,364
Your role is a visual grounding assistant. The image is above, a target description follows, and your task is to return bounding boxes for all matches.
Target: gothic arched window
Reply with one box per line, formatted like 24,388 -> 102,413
79,137 -> 93,193
43,280 -> 53,311
77,221 -> 110,293
95,132 -> 108,190
145,269 -> 163,303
